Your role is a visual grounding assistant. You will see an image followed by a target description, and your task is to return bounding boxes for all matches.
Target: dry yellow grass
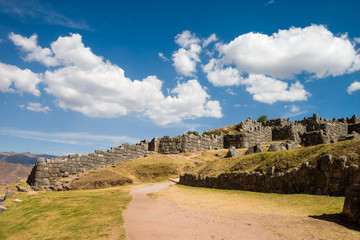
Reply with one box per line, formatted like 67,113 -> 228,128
189,139 -> 360,177
155,184 -> 360,239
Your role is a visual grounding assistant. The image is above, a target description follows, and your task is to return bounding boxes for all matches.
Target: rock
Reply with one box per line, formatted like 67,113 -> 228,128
343,169 -> 360,224
0,204 -> 7,211
16,185 -> 28,192
246,143 -> 263,154
332,156 -> 346,178
216,152 -> 223,157
267,166 -> 275,176
282,140 -> 300,150
14,199 -> 22,203
268,143 -> 281,152
225,146 -> 242,158
31,186 -> 41,191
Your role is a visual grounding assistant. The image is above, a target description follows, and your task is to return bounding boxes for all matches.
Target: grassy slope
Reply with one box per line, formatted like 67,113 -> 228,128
0,154 -> 196,239
0,183 -> 131,240
1,139 -> 359,239
190,139 -> 360,177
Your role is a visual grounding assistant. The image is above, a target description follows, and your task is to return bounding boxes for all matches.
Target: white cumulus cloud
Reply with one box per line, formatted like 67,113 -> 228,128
172,30 -> 202,76
9,33 -> 222,125
0,62 -> 41,96
202,24 -> 360,104
19,102 -> 51,113
175,30 -> 200,48
203,59 -> 242,86
243,74 -> 310,104
143,80 -> 222,125
9,33 -> 58,67
220,24 -> 360,79
347,81 -> 360,94
203,33 -> 218,47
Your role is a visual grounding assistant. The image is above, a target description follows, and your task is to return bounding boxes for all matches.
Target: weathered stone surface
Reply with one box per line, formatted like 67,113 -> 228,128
246,143 -> 263,154
343,169 -> 360,224
216,152 -> 223,157
16,185 -> 28,192
225,146 -> 242,158
268,143 -> 281,152
180,155 -> 356,196
27,113 -> 359,188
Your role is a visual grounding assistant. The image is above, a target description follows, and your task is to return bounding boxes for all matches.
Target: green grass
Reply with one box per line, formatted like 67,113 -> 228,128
190,139 -> 360,176
0,187 -> 131,240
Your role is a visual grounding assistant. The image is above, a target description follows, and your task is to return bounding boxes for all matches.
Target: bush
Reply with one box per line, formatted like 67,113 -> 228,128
187,131 -> 199,136
257,115 -> 267,123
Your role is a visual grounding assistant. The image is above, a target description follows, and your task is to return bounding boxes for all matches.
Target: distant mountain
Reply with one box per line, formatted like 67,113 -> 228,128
0,152 -> 62,167
0,162 -> 32,185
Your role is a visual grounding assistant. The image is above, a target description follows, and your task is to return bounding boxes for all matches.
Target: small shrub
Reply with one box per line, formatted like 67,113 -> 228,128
187,131 -> 199,136
257,115 -> 267,122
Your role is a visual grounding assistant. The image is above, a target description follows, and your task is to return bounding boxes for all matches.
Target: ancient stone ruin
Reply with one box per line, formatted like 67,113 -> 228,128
27,114 -> 360,188
343,168 -> 360,224
179,155 -> 358,196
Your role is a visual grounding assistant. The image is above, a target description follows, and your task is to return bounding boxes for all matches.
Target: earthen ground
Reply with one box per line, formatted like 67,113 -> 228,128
123,181 -> 360,240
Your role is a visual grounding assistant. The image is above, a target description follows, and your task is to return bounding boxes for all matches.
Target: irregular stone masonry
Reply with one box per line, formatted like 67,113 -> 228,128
223,126 -> 272,149
349,123 -> 360,135
271,124 -> 306,142
179,155 -> 358,196
27,114 -> 360,187
27,141 -> 150,187
157,134 -> 224,154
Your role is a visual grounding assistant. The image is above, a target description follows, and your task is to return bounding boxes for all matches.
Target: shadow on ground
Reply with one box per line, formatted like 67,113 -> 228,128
309,214 -> 360,231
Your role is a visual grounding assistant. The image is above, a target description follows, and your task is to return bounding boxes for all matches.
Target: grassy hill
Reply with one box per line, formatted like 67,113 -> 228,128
189,139 -> 360,177
66,139 -> 360,189
1,139 -> 359,239
0,152 -> 61,166
0,162 -> 31,185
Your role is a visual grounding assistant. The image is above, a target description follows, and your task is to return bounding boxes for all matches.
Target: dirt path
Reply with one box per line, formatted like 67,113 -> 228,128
123,181 -> 282,240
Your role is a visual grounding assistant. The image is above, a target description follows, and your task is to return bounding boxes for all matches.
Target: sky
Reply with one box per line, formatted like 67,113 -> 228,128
0,0 -> 359,155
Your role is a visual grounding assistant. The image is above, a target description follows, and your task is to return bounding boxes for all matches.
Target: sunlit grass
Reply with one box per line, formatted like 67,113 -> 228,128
0,187 -> 131,240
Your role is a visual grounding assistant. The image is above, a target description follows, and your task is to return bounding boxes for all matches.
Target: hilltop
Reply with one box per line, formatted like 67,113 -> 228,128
0,152 -> 61,166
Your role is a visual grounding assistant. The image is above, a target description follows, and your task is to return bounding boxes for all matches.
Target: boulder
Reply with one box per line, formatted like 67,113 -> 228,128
268,143 -> 281,152
225,146 -> 242,158
246,143 -> 263,154
283,140 -> 300,150
16,185 -> 29,192
343,169 -> 360,224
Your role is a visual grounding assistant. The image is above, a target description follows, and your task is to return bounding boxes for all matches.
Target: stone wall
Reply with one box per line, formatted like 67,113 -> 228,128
27,141 -> 150,187
179,155 -> 358,196
301,130 -> 331,147
295,114 -> 348,139
28,113 -> 359,188
272,124 -> 306,142
158,133 -> 223,154
224,127 -> 272,149
349,123 -> 360,134
342,168 -> 360,224
321,122 -> 348,139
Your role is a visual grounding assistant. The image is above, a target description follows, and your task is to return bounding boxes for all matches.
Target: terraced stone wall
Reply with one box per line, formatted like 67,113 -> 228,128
27,141 -> 150,187
157,133 -> 224,154
179,155 -> 358,196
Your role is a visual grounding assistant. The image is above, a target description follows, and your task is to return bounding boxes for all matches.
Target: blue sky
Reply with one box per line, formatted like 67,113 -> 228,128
0,0 -> 359,155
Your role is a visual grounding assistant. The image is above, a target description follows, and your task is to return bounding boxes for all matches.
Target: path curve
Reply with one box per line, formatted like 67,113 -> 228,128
123,181 -> 281,240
